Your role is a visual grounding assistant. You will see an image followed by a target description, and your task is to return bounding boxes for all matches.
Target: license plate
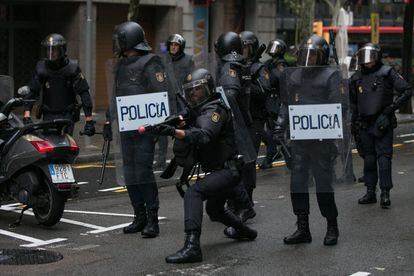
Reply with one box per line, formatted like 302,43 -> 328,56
48,164 -> 75,183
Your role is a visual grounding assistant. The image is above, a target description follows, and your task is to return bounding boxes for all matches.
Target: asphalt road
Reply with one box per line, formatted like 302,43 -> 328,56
0,125 -> 414,275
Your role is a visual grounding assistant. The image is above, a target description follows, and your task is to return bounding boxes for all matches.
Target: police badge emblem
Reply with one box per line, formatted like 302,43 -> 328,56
211,112 -> 220,123
187,74 -> 192,81
155,72 -> 165,82
264,70 -> 270,80
358,86 -> 363,93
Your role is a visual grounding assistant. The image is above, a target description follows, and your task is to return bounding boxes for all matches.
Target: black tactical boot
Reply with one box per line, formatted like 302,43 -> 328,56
283,214 -> 312,244
223,225 -> 257,241
358,188 -> 377,204
323,218 -> 339,246
165,232 -> 202,263
141,209 -> 159,238
259,159 -> 273,170
380,190 -> 391,208
238,207 -> 256,222
123,206 -> 147,234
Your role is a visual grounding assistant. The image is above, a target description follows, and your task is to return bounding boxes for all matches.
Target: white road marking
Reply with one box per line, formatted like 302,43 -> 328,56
349,272 -> 370,276
397,133 -> 414,138
403,139 -> 414,144
65,209 -> 134,217
98,186 -> 125,192
0,229 -> 67,248
77,182 -> 89,185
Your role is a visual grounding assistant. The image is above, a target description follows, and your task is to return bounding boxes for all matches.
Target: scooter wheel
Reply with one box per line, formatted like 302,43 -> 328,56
33,177 -> 66,227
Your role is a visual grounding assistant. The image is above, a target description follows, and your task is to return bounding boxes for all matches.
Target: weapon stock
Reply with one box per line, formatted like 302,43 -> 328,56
138,114 -> 185,134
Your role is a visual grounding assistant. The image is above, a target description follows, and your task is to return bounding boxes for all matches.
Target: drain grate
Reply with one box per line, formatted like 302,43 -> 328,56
0,249 -> 63,265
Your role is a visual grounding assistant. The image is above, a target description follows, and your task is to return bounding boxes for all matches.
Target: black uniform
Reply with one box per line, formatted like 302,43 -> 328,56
349,64 -> 411,193
24,58 -> 93,134
216,60 -> 257,204
249,61 -> 272,154
263,58 -> 288,163
107,53 -> 167,225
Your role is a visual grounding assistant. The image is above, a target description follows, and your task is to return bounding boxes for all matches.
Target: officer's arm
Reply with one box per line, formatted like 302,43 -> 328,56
349,77 -> 359,121
387,69 -> 412,112
23,69 -> 43,117
73,67 -> 93,120
177,106 -> 226,145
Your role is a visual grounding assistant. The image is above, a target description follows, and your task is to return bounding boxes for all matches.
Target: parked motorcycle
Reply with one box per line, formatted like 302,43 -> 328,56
0,76 -> 79,227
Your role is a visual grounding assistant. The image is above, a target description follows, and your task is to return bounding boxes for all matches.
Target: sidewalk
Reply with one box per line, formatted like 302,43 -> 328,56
74,111 -> 414,164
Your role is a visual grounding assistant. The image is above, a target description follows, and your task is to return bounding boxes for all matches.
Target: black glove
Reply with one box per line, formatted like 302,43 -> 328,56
23,117 -> 33,125
151,124 -> 176,136
83,120 -> 96,136
374,114 -> 390,137
103,123 -> 113,141
382,104 -> 395,115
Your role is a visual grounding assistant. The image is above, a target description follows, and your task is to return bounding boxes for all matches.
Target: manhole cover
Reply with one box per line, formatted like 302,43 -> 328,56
0,249 -> 63,265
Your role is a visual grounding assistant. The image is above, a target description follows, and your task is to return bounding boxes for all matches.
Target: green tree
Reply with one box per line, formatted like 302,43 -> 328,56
284,0 -> 315,46
128,0 -> 140,22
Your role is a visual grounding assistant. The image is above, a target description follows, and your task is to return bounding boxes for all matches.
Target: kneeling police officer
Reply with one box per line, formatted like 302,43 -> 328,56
150,68 -> 257,263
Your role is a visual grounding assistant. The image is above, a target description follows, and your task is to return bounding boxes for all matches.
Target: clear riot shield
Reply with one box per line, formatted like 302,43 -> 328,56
207,54 -> 257,164
105,58 -> 172,187
282,66 -> 353,193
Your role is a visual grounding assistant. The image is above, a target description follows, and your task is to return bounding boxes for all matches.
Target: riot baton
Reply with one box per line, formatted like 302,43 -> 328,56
97,139 -> 110,186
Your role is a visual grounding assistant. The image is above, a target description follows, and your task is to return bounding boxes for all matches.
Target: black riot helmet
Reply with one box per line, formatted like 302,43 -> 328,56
41,33 -> 67,62
266,39 -> 287,59
297,35 -> 330,66
112,21 -> 151,57
166,34 -> 186,52
214,32 -> 244,62
356,43 -> 382,65
239,31 -> 259,61
182,68 -> 215,108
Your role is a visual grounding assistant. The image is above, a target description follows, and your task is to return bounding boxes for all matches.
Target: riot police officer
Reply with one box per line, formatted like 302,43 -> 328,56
20,33 -> 95,136
154,34 -> 195,171
275,35 -> 340,246
239,31 -> 272,174
349,43 -> 411,208
260,39 -> 289,169
214,31 -> 256,221
149,68 -> 257,263
105,21 -> 167,238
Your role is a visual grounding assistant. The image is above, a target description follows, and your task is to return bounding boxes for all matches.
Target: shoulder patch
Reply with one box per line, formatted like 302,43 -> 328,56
211,111 -> 221,123
358,86 -> 363,93
228,68 -> 237,78
155,72 -> 165,82
277,64 -> 285,72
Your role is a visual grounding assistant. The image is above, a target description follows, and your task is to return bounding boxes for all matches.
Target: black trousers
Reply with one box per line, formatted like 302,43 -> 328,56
43,112 -> 74,135
184,168 -> 244,233
360,123 -> 393,191
155,136 -> 168,165
120,132 -> 159,210
290,141 -> 338,219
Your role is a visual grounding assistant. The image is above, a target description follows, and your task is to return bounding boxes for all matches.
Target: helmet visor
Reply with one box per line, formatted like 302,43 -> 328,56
183,79 -> 211,107
42,45 -> 65,61
349,56 -> 358,72
296,47 -> 325,67
357,48 -> 379,65
242,44 -> 254,60
266,42 -> 284,57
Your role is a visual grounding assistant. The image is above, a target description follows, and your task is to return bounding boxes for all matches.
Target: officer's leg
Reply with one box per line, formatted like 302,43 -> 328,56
134,135 -> 159,238
284,143 -> 312,244
240,161 -> 256,204
359,125 -> 378,204
376,127 -> 393,208
312,143 -> 339,246
121,135 -> 147,234
167,170 -> 236,264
